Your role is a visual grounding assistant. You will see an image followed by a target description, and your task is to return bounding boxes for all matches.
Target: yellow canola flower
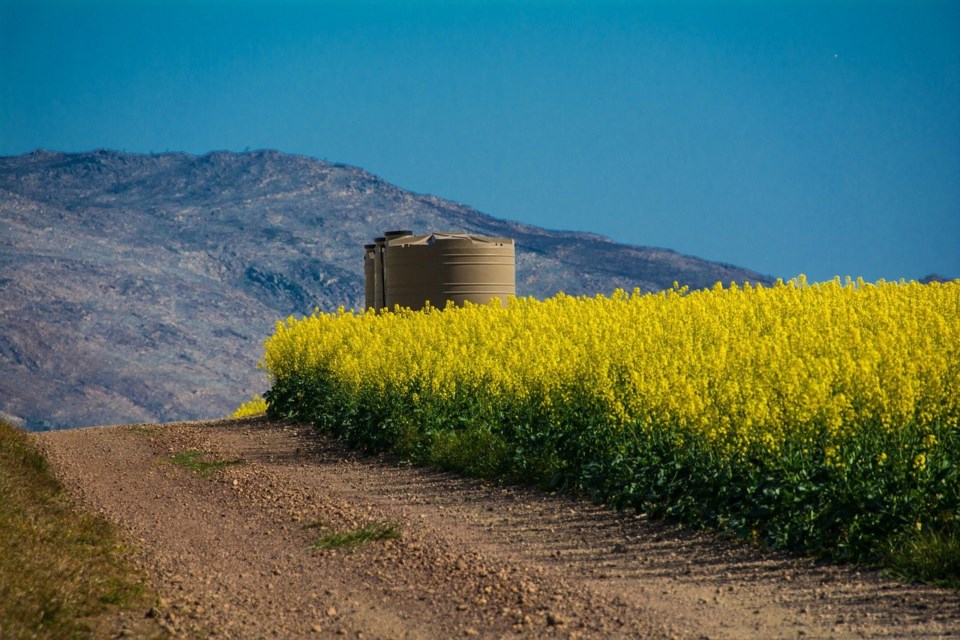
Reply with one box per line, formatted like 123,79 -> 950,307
232,396 -> 267,418
261,278 -> 960,464
913,453 -> 927,472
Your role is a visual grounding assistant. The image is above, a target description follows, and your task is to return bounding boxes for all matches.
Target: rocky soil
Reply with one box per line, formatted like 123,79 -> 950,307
35,417 -> 960,639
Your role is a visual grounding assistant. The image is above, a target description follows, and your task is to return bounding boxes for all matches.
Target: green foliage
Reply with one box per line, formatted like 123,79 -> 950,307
0,420 -> 163,639
310,521 -> 401,550
266,365 -> 960,584
169,450 -> 244,477
885,526 -> 960,588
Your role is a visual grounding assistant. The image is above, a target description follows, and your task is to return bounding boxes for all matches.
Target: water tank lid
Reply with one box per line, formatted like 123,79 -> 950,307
391,232 -> 514,247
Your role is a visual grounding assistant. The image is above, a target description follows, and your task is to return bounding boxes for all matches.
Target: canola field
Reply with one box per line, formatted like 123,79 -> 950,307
261,277 -> 959,570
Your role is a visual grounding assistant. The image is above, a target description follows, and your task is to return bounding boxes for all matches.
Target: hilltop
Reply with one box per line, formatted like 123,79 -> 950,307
0,149 -> 772,429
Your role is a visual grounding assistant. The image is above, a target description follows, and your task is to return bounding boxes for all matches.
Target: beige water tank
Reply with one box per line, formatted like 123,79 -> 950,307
383,232 -> 515,311
363,244 -> 376,310
380,231 -> 412,310
366,231 -> 413,310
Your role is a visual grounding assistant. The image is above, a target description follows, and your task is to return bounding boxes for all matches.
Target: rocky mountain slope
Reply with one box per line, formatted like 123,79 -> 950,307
1,149 -> 772,429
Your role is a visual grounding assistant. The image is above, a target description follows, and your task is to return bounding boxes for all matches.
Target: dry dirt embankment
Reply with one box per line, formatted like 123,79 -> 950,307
35,418 -> 960,639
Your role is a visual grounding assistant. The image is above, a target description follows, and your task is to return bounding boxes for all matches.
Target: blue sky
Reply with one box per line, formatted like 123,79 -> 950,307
2,0 -> 958,282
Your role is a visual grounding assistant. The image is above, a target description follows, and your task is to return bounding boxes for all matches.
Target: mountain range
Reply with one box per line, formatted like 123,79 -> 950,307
1,149 -> 774,430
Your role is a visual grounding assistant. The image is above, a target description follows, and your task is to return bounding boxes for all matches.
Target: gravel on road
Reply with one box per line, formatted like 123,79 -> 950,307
35,417 -> 960,639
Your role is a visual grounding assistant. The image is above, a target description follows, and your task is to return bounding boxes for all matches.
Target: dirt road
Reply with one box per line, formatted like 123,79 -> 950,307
35,417 -> 959,639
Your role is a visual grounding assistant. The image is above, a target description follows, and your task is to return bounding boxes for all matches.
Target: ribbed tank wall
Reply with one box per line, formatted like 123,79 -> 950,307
383,233 -> 515,311
373,237 -> 385,311
363,244 -> 376,310
378,231 -> 412,311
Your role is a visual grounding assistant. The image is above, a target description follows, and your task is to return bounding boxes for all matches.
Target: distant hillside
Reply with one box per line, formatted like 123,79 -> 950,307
918,274 -> 955,284
0,149 -> 773,430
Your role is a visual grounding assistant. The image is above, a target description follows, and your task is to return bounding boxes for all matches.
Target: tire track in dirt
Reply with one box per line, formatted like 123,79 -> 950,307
35,417 -> 960,639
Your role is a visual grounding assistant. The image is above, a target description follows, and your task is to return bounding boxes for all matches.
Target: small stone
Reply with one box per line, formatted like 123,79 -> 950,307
327,607 -> 338,617
311,624 -> 323,633
546,612 -> 565,626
